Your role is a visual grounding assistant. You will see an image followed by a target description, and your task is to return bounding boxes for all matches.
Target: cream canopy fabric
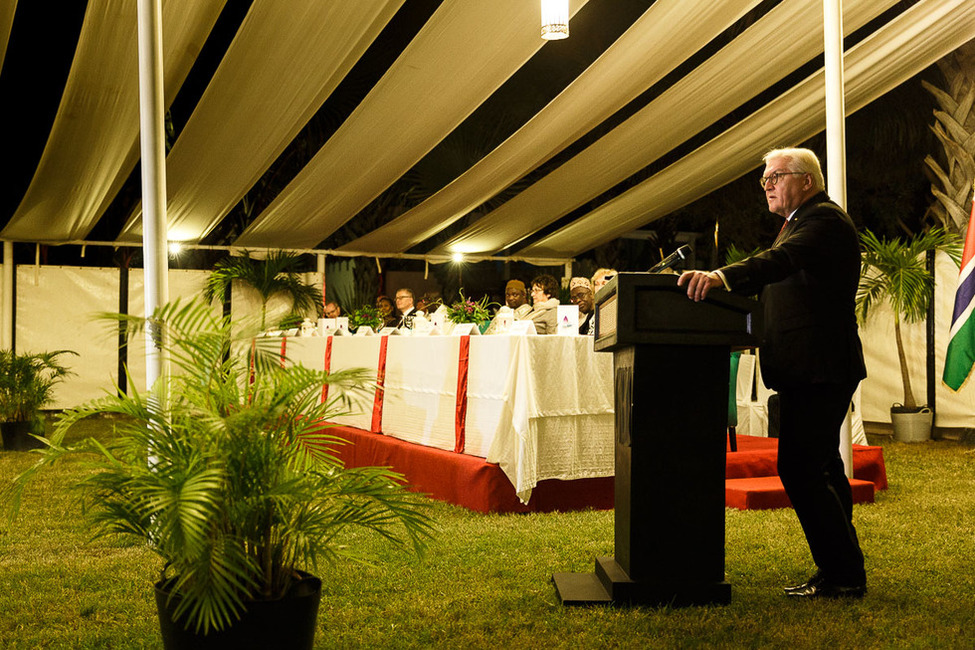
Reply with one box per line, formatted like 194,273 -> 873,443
1,0 -> 225,243
233,0 -> 589,249
342,0 -> 764,254
1,1 -> 972,262
520,0 -> 975,258
426,0 -> 900,256
118,0 -> 405,243
0,0 -> 15,73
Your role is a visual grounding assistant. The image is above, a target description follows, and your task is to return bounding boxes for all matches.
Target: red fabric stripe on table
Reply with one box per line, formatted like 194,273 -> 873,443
370,335 -> 389,433
320,336 -> 333,404
454,335 -> 470,453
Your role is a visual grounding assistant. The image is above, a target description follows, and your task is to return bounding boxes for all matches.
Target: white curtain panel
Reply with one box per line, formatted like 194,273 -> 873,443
16,266 -> 119,409
125,268 -> 215,395
234,0 -> 590,250
523,0 -> 975,258
344,0 -> 764,255
1,0 -> 225,242
118,0 -> 404,243
431,0 -> 897,257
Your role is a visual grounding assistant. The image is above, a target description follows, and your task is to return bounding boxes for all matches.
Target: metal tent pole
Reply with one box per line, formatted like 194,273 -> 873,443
137,0 -> 170,391
824,0 -> 854,476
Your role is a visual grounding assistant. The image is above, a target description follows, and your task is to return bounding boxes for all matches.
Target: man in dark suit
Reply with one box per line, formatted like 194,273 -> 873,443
678,147 -> 867,599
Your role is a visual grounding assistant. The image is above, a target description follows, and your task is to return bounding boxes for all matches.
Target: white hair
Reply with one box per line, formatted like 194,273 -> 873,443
763,147 -> 825,191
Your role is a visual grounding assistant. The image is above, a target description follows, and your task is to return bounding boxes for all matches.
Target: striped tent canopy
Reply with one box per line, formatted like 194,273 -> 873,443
2,0 -> 974,265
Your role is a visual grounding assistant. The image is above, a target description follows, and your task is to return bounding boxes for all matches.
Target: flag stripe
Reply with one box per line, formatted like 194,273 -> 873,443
943,185 -> 975,392
944,315 -> 975,390
949,260 -> 975,327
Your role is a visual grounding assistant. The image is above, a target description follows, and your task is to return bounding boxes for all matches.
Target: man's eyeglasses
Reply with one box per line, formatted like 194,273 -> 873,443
760,171 -> 805,188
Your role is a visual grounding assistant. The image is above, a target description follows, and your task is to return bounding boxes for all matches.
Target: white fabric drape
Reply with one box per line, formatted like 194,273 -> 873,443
430,0 -> 897,256
117,0 -> 404,244
0,0 -> 225,243
521,0 -> 975,258
233,0 -> 589,250
341,0 -> 763,255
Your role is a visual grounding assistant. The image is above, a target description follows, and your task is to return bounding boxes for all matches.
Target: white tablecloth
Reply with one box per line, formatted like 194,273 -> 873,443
280,334 -> 615,503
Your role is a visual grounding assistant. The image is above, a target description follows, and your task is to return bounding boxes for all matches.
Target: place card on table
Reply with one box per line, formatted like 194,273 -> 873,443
557,305 -> 579,336
508,320 -> 537,335
450,322 -> 481,336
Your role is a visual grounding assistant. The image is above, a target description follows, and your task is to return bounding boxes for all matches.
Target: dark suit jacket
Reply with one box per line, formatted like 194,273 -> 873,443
719,191 -> 866,390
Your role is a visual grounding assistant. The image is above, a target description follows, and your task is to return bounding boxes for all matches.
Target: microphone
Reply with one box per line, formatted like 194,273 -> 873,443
648,245 -> 692,273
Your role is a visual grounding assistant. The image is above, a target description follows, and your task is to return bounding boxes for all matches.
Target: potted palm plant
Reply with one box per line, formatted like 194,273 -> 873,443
0,349 -> 76,451
203,250 -> 323,329
8,300 -> 433,648
857,228 -> 961,441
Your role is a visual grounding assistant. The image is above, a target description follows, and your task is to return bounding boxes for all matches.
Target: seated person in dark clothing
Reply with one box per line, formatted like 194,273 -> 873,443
569,277 -> 595,335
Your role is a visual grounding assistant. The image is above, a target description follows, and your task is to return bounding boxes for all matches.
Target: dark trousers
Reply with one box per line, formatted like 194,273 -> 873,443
776,382 -> 866,586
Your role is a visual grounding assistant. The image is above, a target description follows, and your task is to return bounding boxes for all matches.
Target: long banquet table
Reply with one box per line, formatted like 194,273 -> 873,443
279,333 -> 615,503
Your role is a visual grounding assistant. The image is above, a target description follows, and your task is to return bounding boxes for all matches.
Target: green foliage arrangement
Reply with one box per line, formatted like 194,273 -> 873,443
724,244 -> 763,266
347,305 -> 385,332
0,349 -> 76,425
7,300 -> 433,634
203,250 -> 322,329
445,292 -> 497,324
857,227 -> 962,408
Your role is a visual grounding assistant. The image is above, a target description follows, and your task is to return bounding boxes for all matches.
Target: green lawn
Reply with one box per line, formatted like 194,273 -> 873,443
2,420 -> 973,649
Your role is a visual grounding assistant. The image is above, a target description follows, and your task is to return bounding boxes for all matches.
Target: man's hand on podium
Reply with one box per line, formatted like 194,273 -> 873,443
677,270 -> 722,302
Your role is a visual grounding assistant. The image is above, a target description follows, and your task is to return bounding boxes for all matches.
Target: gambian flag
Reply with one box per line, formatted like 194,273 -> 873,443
943,183 -> 975,391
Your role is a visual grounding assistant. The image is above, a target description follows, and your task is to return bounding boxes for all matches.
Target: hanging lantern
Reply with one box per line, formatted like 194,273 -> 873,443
540,0 -> 569,40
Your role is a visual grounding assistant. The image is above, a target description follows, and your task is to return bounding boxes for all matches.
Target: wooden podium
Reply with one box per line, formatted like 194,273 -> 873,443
553,273 -> 762,607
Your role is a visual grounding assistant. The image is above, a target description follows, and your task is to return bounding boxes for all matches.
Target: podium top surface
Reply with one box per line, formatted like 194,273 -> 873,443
593,273 -> 762,351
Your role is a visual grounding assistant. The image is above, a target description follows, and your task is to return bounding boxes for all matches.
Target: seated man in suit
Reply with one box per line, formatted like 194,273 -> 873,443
394,288 -> 423,329
678,147 -> 867,600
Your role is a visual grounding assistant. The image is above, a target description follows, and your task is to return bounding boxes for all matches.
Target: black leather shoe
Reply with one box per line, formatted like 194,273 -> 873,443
784,580 -> 866,599
783,572 -> 823,595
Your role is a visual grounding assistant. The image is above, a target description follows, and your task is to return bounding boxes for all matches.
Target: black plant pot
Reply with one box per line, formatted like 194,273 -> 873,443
155,572 -> 322,650
0,420 -> 45,451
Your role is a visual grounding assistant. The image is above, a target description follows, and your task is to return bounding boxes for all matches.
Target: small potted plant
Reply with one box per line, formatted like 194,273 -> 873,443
0,349 -> 76,451
445,292 -> 497,333
347,305 -> 385,333
7,300 -> 433,648
857,228 -> 961,441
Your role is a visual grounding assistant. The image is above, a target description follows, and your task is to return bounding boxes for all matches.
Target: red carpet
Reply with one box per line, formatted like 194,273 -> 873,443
326,426 -> 887,513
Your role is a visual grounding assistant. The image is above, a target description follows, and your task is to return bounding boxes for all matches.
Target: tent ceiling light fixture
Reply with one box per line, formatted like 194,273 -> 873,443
540,0 -> 569,40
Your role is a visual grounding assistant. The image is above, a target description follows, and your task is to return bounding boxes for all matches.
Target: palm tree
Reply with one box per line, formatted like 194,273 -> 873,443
203,251 -> 322,329
922,42 -> 975,233
856,228 -> 961,409
9,300 -> 433,634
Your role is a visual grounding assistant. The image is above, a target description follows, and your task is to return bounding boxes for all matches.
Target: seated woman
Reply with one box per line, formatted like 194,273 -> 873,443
375,295 -> 397,328
528,274 -> 560,335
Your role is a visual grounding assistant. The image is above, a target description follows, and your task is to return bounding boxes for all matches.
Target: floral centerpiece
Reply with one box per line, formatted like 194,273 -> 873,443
347,305 -> 385,332
445,292 -> 498,324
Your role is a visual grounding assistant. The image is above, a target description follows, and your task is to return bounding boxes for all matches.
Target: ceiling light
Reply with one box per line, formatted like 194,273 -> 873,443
452,252 -> 464,263
540,0 -> 569,40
